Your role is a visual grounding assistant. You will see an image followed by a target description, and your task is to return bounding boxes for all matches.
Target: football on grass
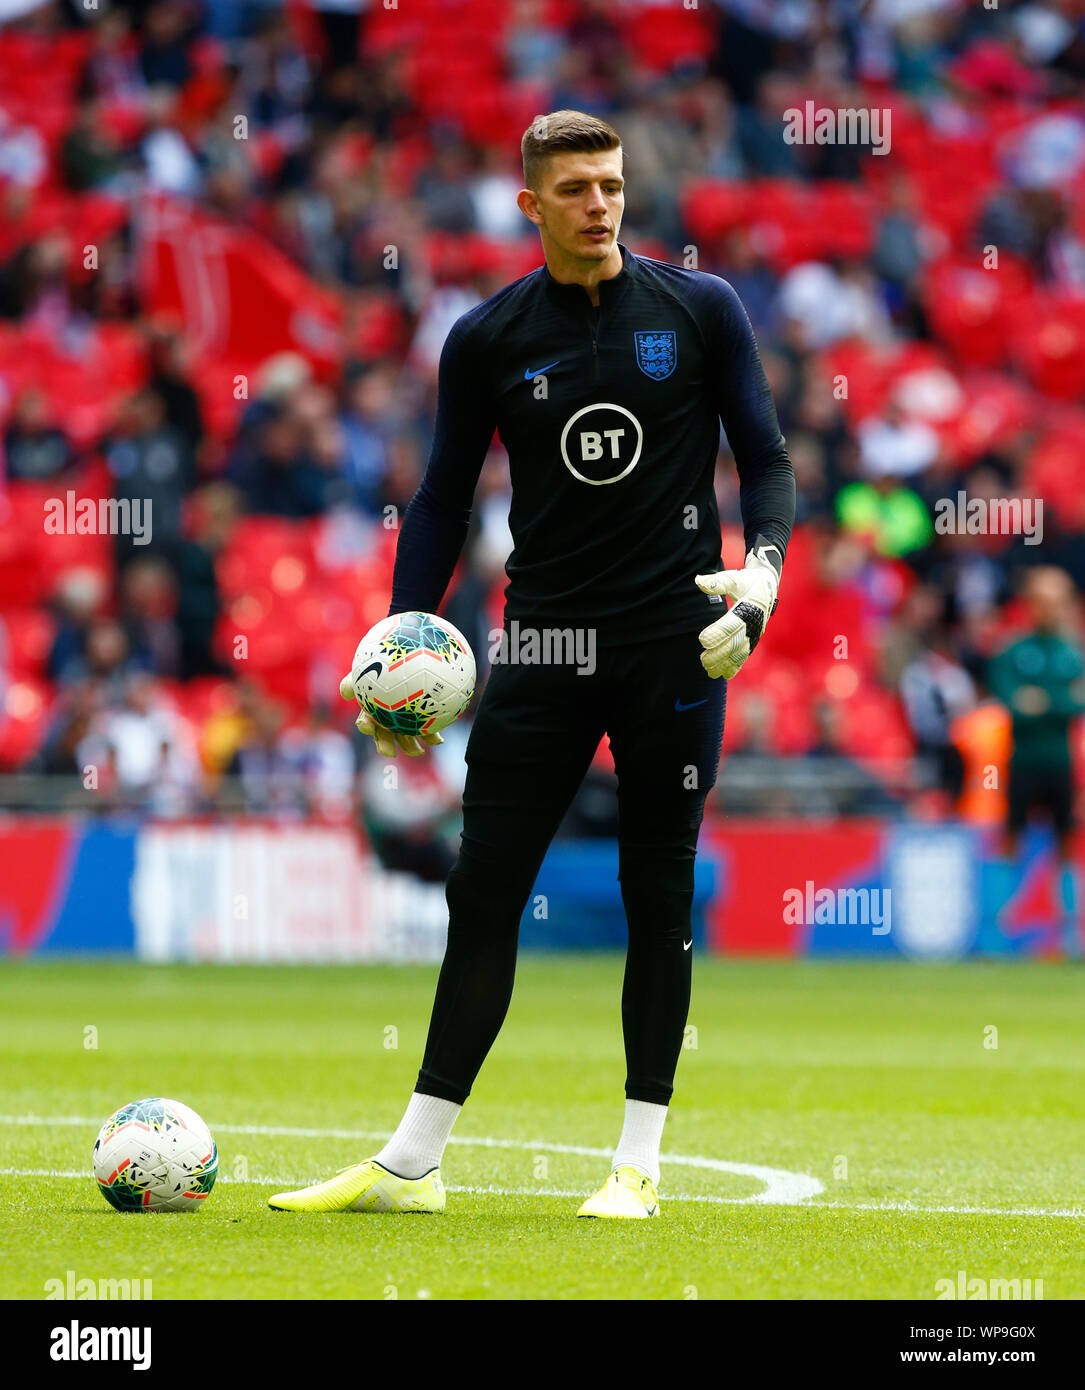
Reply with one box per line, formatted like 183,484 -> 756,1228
347,610 -> 476,738
92,1098 -> 218,1212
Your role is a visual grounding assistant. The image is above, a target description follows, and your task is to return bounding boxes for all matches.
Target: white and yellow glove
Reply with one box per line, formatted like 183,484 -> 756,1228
338,674 -> 443,758
695,542 -> 782,680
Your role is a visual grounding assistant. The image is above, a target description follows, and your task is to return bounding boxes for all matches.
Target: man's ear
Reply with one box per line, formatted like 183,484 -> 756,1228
517,187 -> 543,226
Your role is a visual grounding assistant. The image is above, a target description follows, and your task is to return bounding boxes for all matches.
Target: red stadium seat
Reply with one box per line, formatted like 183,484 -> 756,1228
216,517 -> 317,600
809,182 -> 876,261
623,5 -> 714,73
0,678 -> 51,770
0,484 -> 59,608
1,608 -> 56,678
1025,420 -> 1085,528
945,372 -> 1034,464
679,180 -> 751,246
922,256 -> 1034,369
1012,293 -> 1085,401
833,687 -> 913,761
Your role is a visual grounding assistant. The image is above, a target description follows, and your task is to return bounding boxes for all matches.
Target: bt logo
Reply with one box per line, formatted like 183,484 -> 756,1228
560,403 -> 643,486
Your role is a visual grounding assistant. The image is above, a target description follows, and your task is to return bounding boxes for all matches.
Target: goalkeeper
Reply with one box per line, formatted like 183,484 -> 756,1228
271,110 -> 795,1220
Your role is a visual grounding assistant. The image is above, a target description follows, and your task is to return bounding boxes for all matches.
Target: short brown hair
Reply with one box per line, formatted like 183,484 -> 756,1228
521,110 -> 622,191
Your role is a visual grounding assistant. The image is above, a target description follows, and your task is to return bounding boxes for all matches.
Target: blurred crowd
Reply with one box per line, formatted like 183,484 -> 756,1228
1,0 -> 1084,841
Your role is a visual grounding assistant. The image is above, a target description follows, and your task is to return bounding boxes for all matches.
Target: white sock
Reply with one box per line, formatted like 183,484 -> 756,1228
612,1099 -> 669,1186
374,1093 -> 461,1179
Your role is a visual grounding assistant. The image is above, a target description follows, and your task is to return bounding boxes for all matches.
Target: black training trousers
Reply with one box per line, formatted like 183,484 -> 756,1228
414,627 -> 727,1107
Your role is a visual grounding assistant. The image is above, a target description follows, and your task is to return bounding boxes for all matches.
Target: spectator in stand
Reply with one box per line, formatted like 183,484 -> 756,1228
857,400 -> 941,481
53,616 -> 144,697
873,173 -> 929,324
171,481 -> 238,678
281,700 -> 356,819
786,433 -> 834,525
899,624 -> 977,801
119,554 -> 180,678
77,671 -> 198,810
504,0 -> 567,84
139,84 -> 203,195
777,258 -> 891,351
228,399 -> 329,517
138,0 -> 196,90
836,472 -> 934,560
469,145 -> 533,241
616,80 -> 702,242
3,388 -> 77,481
226,693 -> 304,815
77,6 -> 146,107
338,361 -> 398,516
565,0 -> 630,91
237,8 -> 314,134
310,0 -> 363,73
0,231 -> 73,325
46,569 -> 110,686
60,97 -> 126,192
235,351 -> 312,437
147,326 -> 205,459
416,138 -> 478,237
714,229 -> 779,339
687,79 -> 745,180
29,679 -> 102,779
104,387 -> 196,567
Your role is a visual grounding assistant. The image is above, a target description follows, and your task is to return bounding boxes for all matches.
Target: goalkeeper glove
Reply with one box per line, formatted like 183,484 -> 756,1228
695,541 -> 782,680
339,674 -> 444,758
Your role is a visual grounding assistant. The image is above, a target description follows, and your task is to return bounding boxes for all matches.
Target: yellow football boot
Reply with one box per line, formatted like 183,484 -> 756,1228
268,1159 -> 445,1213
576,1166 -> 659,1219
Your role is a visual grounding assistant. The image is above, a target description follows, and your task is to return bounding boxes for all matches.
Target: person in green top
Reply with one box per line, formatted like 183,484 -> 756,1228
987,567 -> 1085,954
835,476 -> 934,558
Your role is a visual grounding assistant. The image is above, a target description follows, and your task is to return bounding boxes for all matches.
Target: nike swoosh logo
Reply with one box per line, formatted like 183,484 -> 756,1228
358,662 -> 382,680
683,940 -> 692,951
674,698 -> 707,712
524,361 -> 560,379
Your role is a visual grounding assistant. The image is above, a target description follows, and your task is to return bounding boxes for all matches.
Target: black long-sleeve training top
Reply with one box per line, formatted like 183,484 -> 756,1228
389,242 -> 796,644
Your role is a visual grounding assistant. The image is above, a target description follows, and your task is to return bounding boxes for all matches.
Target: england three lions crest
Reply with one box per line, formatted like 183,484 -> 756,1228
634,330 -> 676,380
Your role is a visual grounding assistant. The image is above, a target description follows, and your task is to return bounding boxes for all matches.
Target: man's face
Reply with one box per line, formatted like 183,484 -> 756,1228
1028,570 -> 1073,631
520,149 -> 624,264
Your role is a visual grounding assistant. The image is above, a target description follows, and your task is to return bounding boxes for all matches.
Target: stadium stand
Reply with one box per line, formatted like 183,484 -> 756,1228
1,0 -> 1083,823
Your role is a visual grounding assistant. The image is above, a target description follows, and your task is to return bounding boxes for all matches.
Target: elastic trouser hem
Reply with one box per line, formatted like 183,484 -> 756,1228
625,1083 -> 674,1106
415,1074 -> 470,1106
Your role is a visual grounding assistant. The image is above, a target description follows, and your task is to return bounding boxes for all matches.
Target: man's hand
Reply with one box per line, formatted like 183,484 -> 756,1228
339,674 -> 444,757
695,544 -> 781,680
1012,685 -> 1050,717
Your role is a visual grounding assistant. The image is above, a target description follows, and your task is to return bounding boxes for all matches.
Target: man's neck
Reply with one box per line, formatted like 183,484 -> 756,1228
544,242 -> 624,307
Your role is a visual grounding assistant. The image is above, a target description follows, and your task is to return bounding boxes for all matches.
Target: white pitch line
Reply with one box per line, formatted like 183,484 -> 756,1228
816,1198 -> 1085,1219
0,1167 -> 783,1206
2,1116 -> 1081,1218
0,1113 -> 819,1206
1,1168 -> 1081,1218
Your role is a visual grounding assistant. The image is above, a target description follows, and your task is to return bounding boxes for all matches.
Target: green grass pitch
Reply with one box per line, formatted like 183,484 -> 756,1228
1,957 -> 1081,1300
